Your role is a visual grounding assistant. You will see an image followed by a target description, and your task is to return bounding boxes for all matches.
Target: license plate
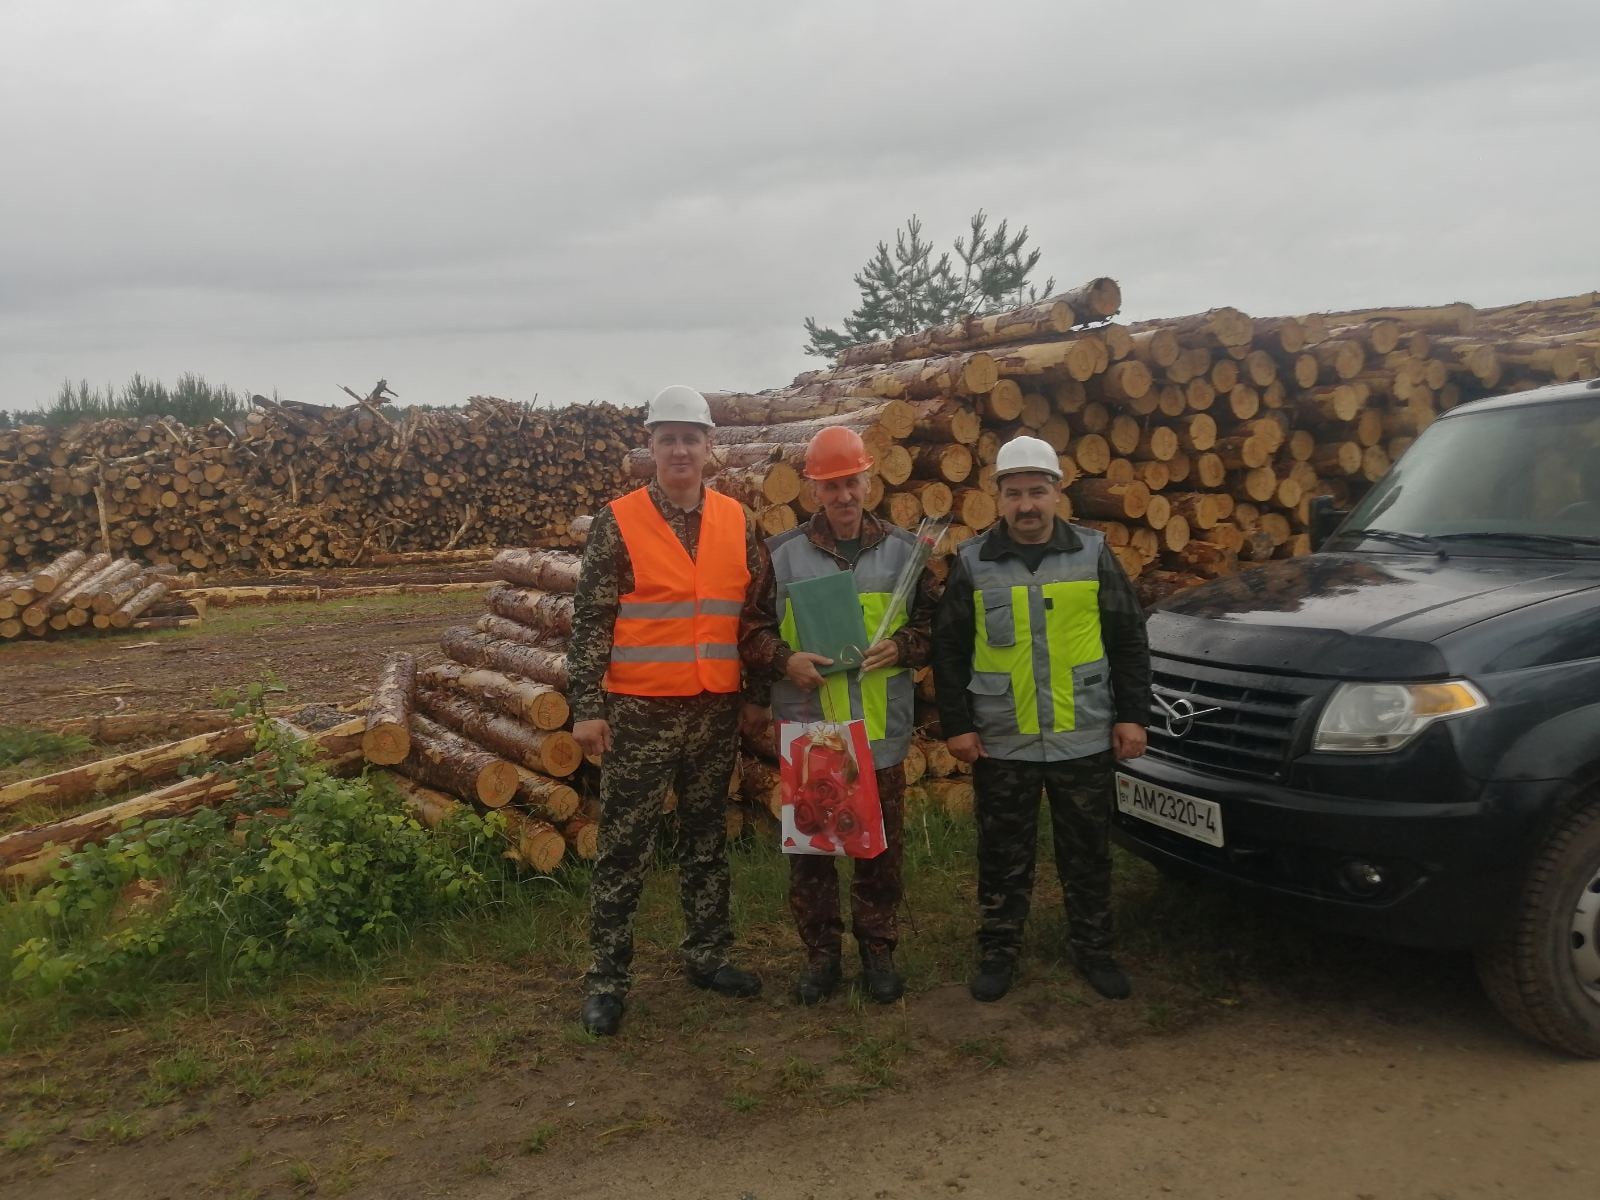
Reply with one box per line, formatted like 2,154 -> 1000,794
1115,774 -> 1224,848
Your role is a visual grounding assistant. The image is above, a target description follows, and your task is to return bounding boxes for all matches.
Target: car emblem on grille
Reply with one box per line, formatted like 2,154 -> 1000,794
1154,693 -> 1222,739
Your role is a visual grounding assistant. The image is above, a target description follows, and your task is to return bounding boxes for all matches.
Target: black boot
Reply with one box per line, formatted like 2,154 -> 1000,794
794,957 -> 842,1006
1074,952 -> 1131,1000
969,956 -> 1015,1003
858,946 -> 905,1005
580,994 -> 624,1036
686,962 -> 763,998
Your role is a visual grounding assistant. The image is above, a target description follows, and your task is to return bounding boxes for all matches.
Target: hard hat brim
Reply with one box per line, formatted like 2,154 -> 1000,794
992,466 -> 1062,482
803,459 -> 874,481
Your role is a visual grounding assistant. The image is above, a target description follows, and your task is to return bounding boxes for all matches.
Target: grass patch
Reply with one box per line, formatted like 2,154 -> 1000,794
520,1125 -> 558,1155
0,725 -> 91,771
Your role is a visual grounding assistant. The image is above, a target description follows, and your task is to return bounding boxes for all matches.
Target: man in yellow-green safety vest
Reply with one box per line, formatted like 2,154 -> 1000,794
742,426 -> 939,1006
932,434 -> 1151,1005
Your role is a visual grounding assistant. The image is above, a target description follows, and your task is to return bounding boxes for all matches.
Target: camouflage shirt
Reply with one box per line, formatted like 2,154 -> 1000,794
568,478 -> 769,725
741,510 -> 941,702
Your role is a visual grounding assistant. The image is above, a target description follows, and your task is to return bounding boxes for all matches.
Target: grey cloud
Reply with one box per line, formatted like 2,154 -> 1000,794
2,0 -> 1597,411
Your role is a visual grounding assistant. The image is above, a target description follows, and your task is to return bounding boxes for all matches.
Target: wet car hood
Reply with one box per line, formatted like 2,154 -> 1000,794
1147,551 -> 1600,679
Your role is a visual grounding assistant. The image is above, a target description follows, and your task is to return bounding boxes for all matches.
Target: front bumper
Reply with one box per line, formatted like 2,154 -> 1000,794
1112,754 -> 1557,948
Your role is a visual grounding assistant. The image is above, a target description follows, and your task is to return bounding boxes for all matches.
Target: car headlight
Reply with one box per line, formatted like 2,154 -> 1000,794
1312,680 -> 1488,753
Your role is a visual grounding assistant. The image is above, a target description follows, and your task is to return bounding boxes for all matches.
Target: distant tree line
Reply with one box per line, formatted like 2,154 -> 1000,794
0,374 -> 249,430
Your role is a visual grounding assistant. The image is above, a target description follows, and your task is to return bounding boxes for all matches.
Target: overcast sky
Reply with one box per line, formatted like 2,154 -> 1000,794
2,0 -> 1596,414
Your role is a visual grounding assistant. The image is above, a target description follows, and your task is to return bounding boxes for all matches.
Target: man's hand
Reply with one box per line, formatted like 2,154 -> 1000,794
859,639 -> 901,673
1112,723 -> 1147,760
784,651 -> 833,690
573,718 -> 613,757
947,731 -> 986,764
740,702 -> 771,741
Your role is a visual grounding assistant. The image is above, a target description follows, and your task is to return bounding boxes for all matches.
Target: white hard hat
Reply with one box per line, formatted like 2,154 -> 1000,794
993,434 -> 1062,481
645,384 -> 714,428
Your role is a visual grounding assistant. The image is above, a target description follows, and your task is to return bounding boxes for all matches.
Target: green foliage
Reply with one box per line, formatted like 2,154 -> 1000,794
0,373 -> 249,430
804,210 -> 1055,359
0,726 -> 92,770
3,704 -> 511,997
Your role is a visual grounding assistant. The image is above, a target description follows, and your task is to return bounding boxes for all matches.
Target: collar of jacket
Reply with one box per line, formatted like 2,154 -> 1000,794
977,514 -> 1082,562
804,509 -> 888,558
647,477 -> 703,515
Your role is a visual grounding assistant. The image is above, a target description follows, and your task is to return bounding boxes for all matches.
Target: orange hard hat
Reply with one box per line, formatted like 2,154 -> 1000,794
804,426 -> 874,480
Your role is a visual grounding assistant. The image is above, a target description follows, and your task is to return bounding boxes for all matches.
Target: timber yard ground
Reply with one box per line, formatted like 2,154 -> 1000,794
1,591 -> 1597,1199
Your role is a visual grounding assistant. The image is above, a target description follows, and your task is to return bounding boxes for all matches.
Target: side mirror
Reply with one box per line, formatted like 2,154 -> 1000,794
1309,495 -> 1347,552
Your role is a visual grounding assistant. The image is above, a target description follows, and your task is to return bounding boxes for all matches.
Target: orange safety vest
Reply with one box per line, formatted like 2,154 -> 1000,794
604,486 -> 750,696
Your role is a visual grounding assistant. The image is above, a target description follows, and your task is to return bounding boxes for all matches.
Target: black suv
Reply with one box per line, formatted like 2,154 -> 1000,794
1113,377 -> 1600,1056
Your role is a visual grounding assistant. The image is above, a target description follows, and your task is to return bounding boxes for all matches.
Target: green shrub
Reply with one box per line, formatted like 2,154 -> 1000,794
4,716 -> 511,995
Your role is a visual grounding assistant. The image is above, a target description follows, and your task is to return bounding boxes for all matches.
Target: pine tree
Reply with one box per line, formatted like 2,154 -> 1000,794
803,210 -> 1053,360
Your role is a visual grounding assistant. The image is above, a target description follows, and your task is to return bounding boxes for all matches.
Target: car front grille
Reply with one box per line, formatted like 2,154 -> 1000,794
1143,660 -> 1319,780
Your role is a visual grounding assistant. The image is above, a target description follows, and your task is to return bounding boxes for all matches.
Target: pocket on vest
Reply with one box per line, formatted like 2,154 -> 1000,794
966,670 -> 1016,733
980,595 -> 1016,647
1070,660 -> 1112,730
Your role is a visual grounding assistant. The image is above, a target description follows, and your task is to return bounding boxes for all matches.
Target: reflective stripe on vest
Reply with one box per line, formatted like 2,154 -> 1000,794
604,487 -> 750,695
768,525 -> 916,767
959,526 -> 1114,762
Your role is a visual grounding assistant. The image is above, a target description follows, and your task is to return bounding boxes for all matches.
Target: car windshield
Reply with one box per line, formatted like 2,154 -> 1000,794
1335,396 -> 1600,552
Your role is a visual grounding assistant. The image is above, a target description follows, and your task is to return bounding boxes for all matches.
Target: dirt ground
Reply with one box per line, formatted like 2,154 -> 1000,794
0,591 -> 486,728
13,958 -> 1599,1200
4,592 -> 1598,1198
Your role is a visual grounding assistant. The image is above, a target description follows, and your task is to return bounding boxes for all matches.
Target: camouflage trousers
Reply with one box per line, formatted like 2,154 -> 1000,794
972,751 -> 1115,963
584,694 -> 741,1000
789,763 -> 906,965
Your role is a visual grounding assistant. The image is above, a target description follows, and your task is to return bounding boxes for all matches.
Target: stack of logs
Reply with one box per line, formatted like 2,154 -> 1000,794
674,284 -> 1600,604
0,391 -> 641,574
0,547 -> 201,640
360,541 -> 769,874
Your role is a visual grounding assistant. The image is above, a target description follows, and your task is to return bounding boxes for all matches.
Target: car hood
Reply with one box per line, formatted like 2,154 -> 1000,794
1147,551 -> 1600,679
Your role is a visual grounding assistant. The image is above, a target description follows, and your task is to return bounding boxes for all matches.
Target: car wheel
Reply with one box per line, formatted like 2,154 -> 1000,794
1475,797 -> 1600,1057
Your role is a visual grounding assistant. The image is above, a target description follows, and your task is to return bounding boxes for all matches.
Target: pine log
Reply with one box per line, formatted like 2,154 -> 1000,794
30,549 -> 88,594
492,548 -> 582,593
415,688 -> 582,778
988,335 -> 1103,382
909,443 -> 973,483
418,661 -> 569,730
0,718 -> 365,886
514,766 -> 580,822
832,281 -> 1117,368
114,579 -> 170,627
1101,360 -> 1153,402
739,756 -> 783,819
400,714 -> 520,807
562,814 -> 600,859
1074,479 -> 1150,520
363,652 -> 416,765
484,585 -> 575,639
951,488 -> 998,529
474,612 -> 557,648
0,723 -> 258,815
441,628 -> 571,689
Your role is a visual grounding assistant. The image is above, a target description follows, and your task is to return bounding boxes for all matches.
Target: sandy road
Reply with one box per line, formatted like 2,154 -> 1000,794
498,986 -> 1599,1200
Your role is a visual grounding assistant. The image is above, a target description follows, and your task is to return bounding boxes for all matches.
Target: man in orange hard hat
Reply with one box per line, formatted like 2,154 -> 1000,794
743,425 -> 940,1005
567,385 -> 769,1037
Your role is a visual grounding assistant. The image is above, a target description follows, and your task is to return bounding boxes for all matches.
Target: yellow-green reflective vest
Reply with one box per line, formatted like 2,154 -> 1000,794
958,526 -> 1113,761
768,525 -> 917,768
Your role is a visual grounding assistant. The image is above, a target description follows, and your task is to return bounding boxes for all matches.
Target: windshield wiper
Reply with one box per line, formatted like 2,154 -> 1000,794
1432,531 -> 1600,553
1339,527 -> 1444,555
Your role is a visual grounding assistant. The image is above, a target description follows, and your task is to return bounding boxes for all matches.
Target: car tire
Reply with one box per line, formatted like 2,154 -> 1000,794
1475,796 -> 1600,1057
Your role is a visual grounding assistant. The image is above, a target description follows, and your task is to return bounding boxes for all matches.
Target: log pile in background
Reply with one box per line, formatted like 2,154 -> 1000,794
0,390 -> 641,574
0,547 -> 201,640
682,284 -> 1599,606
